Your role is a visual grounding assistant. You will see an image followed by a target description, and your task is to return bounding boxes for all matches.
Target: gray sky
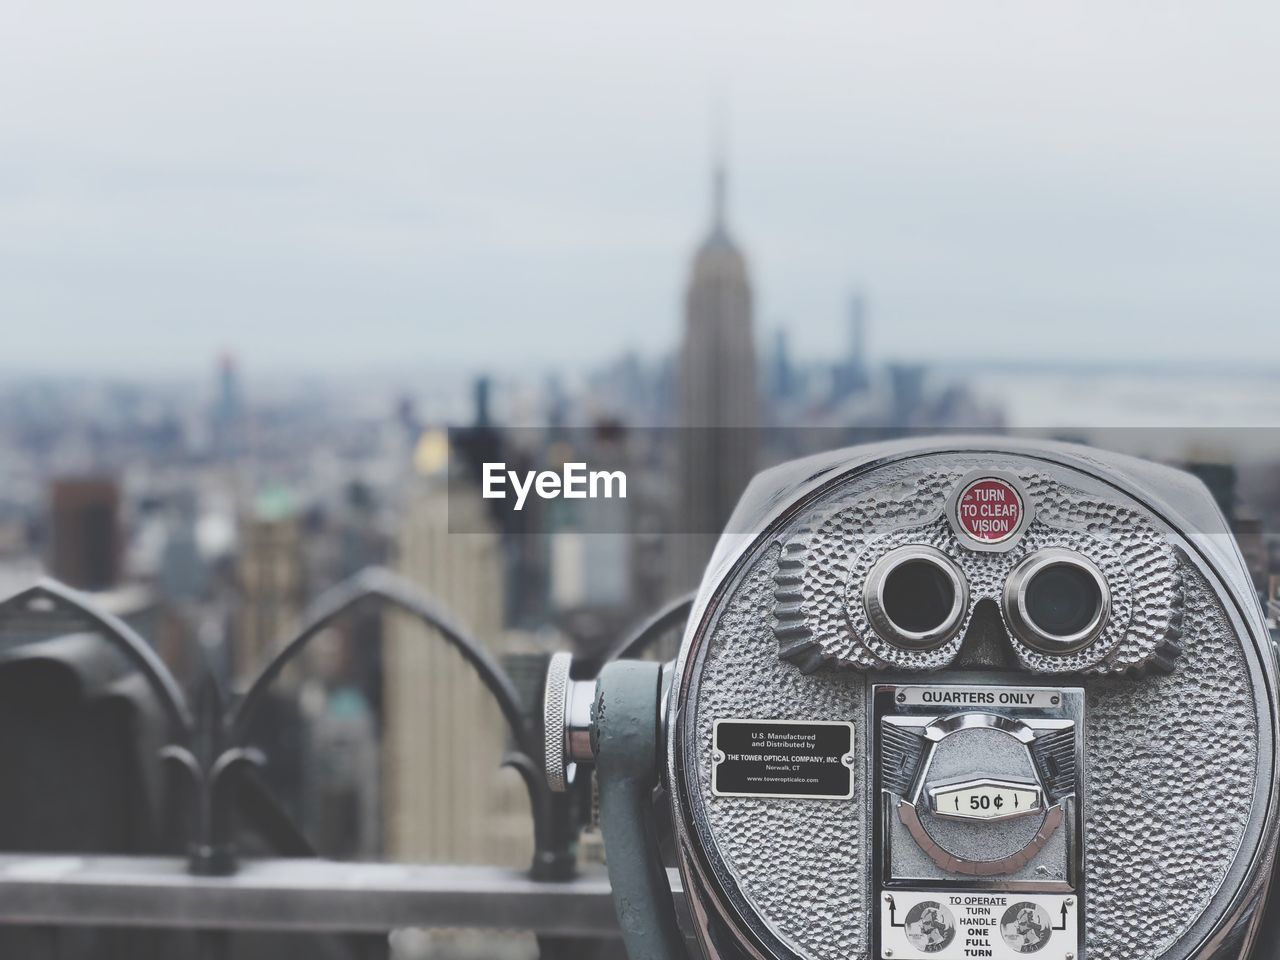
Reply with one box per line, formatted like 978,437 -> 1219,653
2,2 -> 1278,377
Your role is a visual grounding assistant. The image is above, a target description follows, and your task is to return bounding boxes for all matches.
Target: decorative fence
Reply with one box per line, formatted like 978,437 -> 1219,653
0,570 -> 693,959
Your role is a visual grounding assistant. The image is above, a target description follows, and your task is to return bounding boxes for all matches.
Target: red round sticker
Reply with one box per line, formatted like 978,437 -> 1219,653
955,477 -> 1024,544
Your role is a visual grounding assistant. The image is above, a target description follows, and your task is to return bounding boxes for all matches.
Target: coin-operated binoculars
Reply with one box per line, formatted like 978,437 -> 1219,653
544,439 -> 1280,960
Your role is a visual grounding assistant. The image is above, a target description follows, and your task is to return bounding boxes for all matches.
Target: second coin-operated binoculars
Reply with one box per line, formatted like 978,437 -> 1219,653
544,438 -> 1280,960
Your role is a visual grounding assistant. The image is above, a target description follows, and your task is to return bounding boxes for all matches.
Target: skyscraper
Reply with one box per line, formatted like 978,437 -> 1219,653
848,291 -> 869,389
832,291 -> 870,401
383,431 -> 533,867
234,488 -> 305,685
674,152 -> 758,589
49,477 -> 122,591
211,352 -> 245,458
769,326 -> 796,407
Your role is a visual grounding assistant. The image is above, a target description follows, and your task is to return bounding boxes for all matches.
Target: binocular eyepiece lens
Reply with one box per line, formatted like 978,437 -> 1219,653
1004,550 -> 1110,654
864,546 -> 968,650
882,559 -> 956,634
1024,563 -> 1103,637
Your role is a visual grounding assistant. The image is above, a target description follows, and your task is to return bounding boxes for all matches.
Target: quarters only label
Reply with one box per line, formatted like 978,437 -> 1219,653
711,719 -> 855,799
896,686 -> 1063,710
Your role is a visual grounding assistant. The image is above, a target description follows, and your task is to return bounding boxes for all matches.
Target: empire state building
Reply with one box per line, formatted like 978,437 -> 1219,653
674,156 -> 759,588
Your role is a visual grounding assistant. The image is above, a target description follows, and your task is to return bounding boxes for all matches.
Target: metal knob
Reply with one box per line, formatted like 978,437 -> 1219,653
543,652 -> 595,792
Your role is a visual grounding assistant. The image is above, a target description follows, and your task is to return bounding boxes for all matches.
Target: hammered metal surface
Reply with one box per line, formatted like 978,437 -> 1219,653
686,452 -> 1263,960
774,469 -> 1183,675
1084,565 -> 1258,960
692,551 -> 868,960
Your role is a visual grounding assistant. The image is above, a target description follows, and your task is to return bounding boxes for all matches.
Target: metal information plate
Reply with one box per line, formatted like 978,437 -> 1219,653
711,719 -> 855,799
880,890 -> 1079,960
895,686 -> 1063,710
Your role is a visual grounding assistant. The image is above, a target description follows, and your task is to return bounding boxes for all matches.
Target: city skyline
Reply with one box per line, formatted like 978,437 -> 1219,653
0,7 -> 1278,958
3,2 -> 1280,377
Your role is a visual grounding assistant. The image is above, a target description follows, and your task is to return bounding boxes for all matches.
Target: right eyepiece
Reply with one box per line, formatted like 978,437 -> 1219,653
1003,548 -> 1110,655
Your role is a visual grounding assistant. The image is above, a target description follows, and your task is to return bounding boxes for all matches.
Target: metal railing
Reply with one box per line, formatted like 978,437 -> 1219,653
0,570 -> 693,957
0,855 -> 691,935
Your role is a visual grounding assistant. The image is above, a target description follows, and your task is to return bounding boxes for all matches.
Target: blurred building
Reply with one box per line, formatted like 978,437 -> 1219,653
211,352 -> 245,458
541,421 -> 672,662
300,628 -> 381,859
549,424 -> 631,609
768,327 -> 796,409
234,488 -> 306,685
832,292 -> 870,400
49,477 -> 123,591
674,155 -> 758,590
383,430 -> 532,866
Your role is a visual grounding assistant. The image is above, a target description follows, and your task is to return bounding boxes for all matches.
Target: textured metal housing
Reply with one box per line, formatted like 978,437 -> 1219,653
666,439 -> 1278,960
774,471 -> 1182,676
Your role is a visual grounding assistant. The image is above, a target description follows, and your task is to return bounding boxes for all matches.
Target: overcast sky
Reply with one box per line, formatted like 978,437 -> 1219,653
1,2 -> 1278,378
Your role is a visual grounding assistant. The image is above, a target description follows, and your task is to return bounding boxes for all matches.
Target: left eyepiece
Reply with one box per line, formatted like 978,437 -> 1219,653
863,545 -> 969,650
